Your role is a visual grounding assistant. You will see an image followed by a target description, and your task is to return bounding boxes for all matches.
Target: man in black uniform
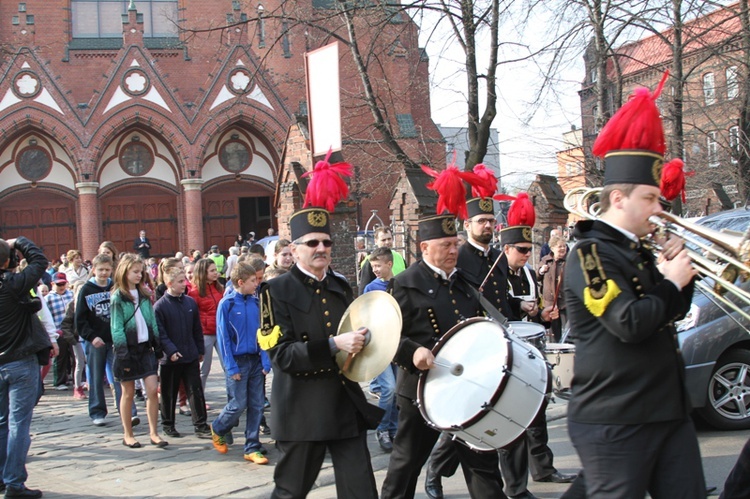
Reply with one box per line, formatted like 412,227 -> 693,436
380,213 -> 507,499
564,81 -> 705,496
423,197 -> 513,498
259,207 -> 382,499
499,223 -> 575,499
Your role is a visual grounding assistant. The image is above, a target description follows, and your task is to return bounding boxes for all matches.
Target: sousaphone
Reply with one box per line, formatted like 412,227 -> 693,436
335,290 -> 402,382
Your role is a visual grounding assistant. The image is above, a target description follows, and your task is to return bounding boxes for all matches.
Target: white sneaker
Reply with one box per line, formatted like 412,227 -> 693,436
92,418 -> 106,426
54,385 -> 69,391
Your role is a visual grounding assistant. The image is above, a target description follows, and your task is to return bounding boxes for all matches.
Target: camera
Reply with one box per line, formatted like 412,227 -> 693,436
6,243 -> 19,270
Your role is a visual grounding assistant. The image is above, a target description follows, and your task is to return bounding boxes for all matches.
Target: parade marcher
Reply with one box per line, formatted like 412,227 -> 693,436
497,198 -> 576,498
380,212 -> 507,499
0,236 -> 48,499
564,72 -> 705,497
259,153 -> 382,498
423,195 -> 514,499
381,164 -> 508,499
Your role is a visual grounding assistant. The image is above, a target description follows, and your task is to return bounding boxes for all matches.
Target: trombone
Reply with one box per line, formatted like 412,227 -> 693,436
564,187 -> 750,324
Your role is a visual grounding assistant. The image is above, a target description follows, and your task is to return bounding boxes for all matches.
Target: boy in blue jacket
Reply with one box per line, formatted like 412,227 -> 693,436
154,267 -> 210,439
210,261 -> 271,464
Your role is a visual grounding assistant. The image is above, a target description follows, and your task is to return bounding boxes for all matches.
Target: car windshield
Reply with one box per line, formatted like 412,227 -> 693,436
684,212 -> 750,253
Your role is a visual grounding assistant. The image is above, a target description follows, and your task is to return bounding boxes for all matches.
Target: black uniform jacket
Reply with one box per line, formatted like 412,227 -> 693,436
390,261 -> 484,400
507,265 -> 544,324
260,265 -> 375,441
563,220 -> 694,425
457,243 -> 514,319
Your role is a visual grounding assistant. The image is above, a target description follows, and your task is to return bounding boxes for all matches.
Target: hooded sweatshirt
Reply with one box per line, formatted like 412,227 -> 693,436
75,277 -> 113,344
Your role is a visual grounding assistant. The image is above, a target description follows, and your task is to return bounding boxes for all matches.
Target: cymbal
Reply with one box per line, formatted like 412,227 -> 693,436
335,290 -> 402,382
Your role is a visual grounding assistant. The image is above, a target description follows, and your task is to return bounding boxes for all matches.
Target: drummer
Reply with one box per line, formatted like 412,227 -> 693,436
258,204 -> 383,495
497,204 -> 577,498
380,213 -> 507,499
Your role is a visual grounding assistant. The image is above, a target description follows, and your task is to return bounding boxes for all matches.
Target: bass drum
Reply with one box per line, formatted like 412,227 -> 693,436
417,317 -> 548,452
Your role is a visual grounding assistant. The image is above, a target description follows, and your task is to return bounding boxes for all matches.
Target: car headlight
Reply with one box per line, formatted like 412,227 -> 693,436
676,302 -> 701,332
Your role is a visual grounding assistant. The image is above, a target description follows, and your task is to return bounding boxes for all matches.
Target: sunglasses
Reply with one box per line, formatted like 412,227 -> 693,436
298,239 -> 334,248
511,245 -> 532,254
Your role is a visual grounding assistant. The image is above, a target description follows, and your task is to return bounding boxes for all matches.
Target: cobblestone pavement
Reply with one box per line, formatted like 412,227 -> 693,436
25,354 -> 570,498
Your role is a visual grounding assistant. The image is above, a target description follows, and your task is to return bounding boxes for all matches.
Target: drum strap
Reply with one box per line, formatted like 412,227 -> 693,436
479,295 -> 508,326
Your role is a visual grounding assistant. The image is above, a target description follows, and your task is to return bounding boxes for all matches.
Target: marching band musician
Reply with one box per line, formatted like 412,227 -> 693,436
563,73 -> 705,497
380,212 -> 507,499
258,156 -> 383,499
497,201 -> 576,498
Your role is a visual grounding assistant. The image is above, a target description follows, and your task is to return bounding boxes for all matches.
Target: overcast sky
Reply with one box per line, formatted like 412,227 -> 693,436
417,3 -> 586,192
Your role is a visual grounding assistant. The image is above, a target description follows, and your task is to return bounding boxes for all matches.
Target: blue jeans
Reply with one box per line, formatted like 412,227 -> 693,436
375,363 -> 398,435
211,354 -> 264,454
0,355 -> 40,488
85,341 -> 136,420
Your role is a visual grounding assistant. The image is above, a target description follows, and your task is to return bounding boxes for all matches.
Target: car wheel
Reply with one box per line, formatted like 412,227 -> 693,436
697,349 -> 750,430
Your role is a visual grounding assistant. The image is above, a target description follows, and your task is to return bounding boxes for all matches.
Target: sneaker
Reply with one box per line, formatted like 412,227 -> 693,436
92,418 -> 106,427
54,384 -> 68,391
4,485 -> 43,498
131,416 -> 140,427
163,426 -> 182,438
135,389 -> 145,402
194,425 -> 211,439
377,430 -> 393,452
210,426 -> 228,454
263,397 -> 271,409
244,451 -> 269,465
179,406 -> 192,416
81,382 -> 89,391
73,387 -> 86,400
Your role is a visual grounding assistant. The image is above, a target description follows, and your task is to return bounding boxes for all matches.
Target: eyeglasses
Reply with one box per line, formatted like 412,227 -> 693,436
471,218 -> 496,225
511,245 -> 532,254
298,239 -> 334,248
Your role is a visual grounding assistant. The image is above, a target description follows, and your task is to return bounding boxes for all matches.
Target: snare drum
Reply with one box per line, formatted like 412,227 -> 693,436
417,317 -> 548,452
545,343 -> 575,395
508,321 -> 547,352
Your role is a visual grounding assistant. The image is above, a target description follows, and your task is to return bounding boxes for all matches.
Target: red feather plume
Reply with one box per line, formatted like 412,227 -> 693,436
507,192 -> 535,228
593,71 -> 669,158
301,148 -> 352,212
421,164 -> 473,220
470,164 -> 498,198
660,159 -> 694,202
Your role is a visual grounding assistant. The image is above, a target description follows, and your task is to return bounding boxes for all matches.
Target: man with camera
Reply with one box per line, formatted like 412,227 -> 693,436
0,236 -> 48,498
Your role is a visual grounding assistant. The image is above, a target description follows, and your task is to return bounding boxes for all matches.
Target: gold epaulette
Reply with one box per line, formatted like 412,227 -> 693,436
577,242 -> 621,317
258,287 -> 282,350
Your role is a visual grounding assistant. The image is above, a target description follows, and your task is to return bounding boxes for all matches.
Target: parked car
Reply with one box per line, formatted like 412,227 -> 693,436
256,235 -> 279,265
677,206 -> 750,430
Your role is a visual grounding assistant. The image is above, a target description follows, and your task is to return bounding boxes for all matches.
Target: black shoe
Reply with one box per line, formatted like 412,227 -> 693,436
536,471 -> 577,484
122,439 -> 141,449
424,465 -> 443,499
4,485 -> 42,498
0,482 -> 5,493
163,426 -> 182,438
179,406 -> 192,416
376,430 -> 393,452
509,493 -> 538,499
225,431 -> 234,445
194,425 -> 212,439
150,438 -> 169,448
260,424 -> 271,435
130,416 -> 140,427
135,389 -> 145,402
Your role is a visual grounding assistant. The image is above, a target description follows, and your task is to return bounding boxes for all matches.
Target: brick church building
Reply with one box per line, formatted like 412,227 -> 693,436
0,0 -> 443,259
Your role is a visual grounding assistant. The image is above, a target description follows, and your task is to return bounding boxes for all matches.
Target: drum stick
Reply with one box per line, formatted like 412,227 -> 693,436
478,253 -> 503,293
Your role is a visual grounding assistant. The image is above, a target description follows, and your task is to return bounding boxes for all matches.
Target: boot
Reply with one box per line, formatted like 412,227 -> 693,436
424,463 -> 444,499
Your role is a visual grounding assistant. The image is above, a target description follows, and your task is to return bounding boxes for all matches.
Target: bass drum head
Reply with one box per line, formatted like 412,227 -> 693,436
420,318 -> 510,431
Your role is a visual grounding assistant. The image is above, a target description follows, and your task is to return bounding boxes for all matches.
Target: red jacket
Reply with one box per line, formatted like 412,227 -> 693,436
188,283 -> 222,336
